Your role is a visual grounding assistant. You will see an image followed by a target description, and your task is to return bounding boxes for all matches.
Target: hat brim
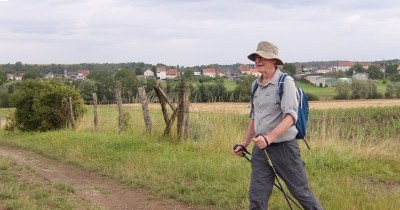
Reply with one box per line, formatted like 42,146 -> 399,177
248,52 -> 284,65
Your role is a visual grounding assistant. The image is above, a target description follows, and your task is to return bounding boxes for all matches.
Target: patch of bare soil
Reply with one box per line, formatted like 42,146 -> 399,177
0,146 -> 202,210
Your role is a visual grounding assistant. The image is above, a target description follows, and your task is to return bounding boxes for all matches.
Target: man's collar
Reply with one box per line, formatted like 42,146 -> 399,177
257,69 -> 282,86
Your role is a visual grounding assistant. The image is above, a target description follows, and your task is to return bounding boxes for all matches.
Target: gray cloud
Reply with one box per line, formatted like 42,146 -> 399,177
0,0 -> 399,65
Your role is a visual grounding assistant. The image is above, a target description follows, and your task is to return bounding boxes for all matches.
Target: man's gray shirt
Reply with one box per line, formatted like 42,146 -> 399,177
250,69 -> 299,143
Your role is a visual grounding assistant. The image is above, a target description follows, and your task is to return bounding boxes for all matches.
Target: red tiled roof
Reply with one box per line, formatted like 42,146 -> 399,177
202,68 -> 216,74
157,66 -> 167,72
337,61 -> 354,67
167,68 -> 178,75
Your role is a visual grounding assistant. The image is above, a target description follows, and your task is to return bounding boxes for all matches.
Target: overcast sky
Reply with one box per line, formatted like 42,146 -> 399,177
1,0 -> 399,66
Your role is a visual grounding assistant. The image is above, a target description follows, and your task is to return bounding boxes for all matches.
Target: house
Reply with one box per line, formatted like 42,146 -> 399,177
249,68 -> 261,77
6,74 -> 14,80
305,75 -> 338,87
156,66 -> 167,80
227,68 -> 242,81
358,62 -> 372,70
193,69 -> 201,76
77,69 -> 90,79
15,73 -> 25,80
202,68 -> 217,77
353,73 -> 369,80
166,68 -> 179,79
44,72 -> 54,79
305,76 -> 322,86
143,69 -> 155,79
216,69 -> 225,77
331,61 -> 354,71
239,64 -> 250,75
315,69 -> 332,74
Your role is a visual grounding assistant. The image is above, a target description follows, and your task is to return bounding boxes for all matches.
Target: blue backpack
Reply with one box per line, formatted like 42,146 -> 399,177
251,73 -> 310,149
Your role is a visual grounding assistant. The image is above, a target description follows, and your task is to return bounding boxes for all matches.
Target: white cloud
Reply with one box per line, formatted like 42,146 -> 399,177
0,0 -> 399,65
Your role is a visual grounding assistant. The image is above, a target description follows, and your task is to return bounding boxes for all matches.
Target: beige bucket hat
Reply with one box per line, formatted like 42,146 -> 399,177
248,41 -> 284,65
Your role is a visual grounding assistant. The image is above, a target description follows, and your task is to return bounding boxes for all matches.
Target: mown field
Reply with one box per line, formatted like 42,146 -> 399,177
0,101 -> 400,210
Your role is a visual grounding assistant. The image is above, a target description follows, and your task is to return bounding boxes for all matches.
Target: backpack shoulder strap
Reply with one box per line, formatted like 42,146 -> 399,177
249,81 -> 259,117
278,73 -> 288,100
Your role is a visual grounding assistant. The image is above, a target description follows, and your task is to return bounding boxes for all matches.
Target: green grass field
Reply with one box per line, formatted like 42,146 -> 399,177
0,105 -> 399,209
297,82 -> 336,100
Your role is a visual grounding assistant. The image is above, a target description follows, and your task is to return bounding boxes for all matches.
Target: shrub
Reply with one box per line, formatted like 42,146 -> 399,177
306,93 -> 319,101
10,80 -> 86,131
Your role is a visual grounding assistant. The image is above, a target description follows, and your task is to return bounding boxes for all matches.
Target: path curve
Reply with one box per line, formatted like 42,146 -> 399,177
0,146 -> 202,210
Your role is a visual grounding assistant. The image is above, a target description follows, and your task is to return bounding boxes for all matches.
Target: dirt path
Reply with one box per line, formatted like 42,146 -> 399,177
0,146 -> 201,210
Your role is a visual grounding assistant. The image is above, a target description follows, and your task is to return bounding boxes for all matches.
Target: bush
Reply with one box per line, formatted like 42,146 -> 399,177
10,80 -> 86,131
306,93 -> 319,101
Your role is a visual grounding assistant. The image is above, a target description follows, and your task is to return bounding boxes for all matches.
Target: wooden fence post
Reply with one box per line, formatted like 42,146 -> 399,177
115,88 -> 125,133
153,84 -> 177,136
138,87 -> 152,134
92,93 -> 98,131
177,81 -> 190,140
69,97 -> 76,130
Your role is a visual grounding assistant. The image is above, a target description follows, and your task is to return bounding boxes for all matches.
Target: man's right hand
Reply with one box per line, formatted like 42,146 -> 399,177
232,144 -> 246,157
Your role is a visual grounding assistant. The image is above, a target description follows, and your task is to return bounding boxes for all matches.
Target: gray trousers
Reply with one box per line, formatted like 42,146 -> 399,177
249,140 -> 323,210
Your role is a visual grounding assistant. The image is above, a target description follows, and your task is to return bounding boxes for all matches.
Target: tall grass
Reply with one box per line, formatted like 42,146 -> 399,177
0,105 -> 399,209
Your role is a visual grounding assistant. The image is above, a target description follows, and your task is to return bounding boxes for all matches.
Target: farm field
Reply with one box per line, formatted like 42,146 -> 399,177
155,99 -> 400,115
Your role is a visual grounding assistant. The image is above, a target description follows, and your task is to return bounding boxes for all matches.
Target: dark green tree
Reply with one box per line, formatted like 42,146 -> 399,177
114,69 -> 140,102
334,81 -> 352,99
10,80 -> 86,131
71,79 -> 98,104
282,63 -> 297,76
0,68 -> 6,85
87,71 -> 115,102
351,80 -> 379,99
346,64 -> 364,76
233,75 -> 257,102
366,65 -> 383,79
14,61 -> 24,72
182,69 -> 194,80
385,82 -> 400,98
385,64 -> 399,75
22,69 -> 43,80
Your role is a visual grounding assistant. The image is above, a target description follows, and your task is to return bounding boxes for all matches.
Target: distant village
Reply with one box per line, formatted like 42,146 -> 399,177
152,61 -> 400,87
5,61 -> 400,88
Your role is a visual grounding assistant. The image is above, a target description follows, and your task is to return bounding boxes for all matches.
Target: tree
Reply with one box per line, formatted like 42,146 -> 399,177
87,71 -> 115,102
0,81 -> 20,108
0,68 -> 6,86
351,80 -> 379,99
22,69 -> 43,80
282,63 -> 296,76
366,65 -> 383,80
347,64 -> 364,76
144,78 -> 157,94
10,80 -> 86,131
182,69 -> 194,79
114,69 -> 140,101
385,63 -> 399,75
14,61 -> 24,72
334,81 -> 352,99
385,82 -> 400,98
233,75 -> 257,102
71,79 -> 98,104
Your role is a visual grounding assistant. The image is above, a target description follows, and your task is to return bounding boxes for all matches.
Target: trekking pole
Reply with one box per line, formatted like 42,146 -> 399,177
263,148 -> 294,210
233,144 -> 252,162
233,144 -> 303,210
